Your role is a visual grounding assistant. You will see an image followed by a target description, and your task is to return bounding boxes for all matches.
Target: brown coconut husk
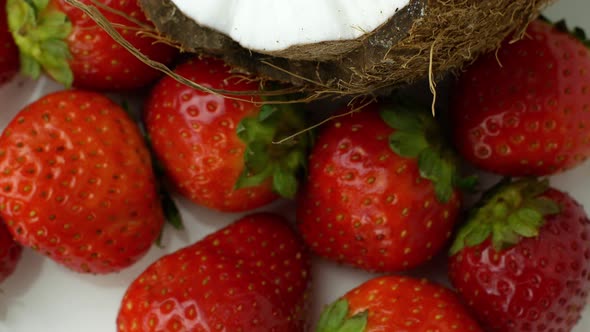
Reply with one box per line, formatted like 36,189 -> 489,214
137,0 -> 424,63
65,0 -> 554,100
137,0 -> 554,96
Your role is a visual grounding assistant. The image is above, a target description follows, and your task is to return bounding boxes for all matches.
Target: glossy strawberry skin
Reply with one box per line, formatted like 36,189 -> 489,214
450,20 -> 590,176
335,276 -> 482,331
53,0 -> 178,90
144,57 -> 277,212
449,189 -> 590,331
117,212 -> 311,332
0,0 -> 19,85
297,108 -> 461,272
0,90 -> 164,274
0,220 -> 21,283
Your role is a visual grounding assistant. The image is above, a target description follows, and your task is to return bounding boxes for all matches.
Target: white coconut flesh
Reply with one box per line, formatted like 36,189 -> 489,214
170,0 -> 412,53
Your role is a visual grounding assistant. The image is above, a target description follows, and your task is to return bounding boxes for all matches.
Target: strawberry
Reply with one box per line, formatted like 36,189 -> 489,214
117,212 -> 312,332
450,19 -> 590,176
0,0 -> 19,85
0,219 -> 21,283
7,0 -> 178,90
143,56 -> 312,212
296,101 -> 469,272
316,275 -> 483,332
448,178 -> 590,331
0,90 -> 164,274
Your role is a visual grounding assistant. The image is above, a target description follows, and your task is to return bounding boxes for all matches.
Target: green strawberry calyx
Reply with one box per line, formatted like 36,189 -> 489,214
316,299 -> 368,332
7,0 -> 73,86
557,20 -> 590,48
381,101 -> 476,203
120,100 -> 183,241
540,15 -> 590,48
149,139 -> 183,231
235,97 -> 312,199
449,178 -> 560,255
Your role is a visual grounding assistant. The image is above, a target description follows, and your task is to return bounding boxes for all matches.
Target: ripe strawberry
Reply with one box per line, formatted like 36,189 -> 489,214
117,212 -> 312,332
450,19 -> 590,176
0,219 -> 21,283
316,275 -> 483,332
7,0 -> 178,90
144,56 -> 312,212
449,178 -> 590,331
297,102 -> 469,272
0,90 -> 164,274
0,0 -> 19,85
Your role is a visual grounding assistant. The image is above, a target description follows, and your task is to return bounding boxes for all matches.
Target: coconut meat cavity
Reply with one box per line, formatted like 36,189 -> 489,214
170,0 -> 411,52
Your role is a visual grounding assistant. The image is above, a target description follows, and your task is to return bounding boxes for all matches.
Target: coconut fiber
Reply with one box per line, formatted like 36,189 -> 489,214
138,0 -> 555,97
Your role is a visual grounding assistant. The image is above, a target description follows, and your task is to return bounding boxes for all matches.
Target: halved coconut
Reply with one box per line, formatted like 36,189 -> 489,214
158,0 -> 413,61
140,0 -> 553,96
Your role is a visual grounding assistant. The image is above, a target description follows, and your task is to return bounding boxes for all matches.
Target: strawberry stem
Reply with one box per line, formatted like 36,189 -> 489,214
539,15 -> 590,48
7,0 -> 74,86
235,93 -> 312,199
316,299 -> 368,332
120,100 -> 184,231
449,178 -> 560,255
381,100 -> 472,203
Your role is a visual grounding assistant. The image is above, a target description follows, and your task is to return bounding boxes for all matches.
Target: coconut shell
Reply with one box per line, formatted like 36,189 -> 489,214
139,0 -> 554,96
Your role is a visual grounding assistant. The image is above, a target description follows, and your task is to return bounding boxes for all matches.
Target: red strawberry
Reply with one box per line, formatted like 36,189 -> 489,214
0,90 -> 164,274
117,212 -> 312,332
0,219 -> 21,283
316,275 -> 483,332
0,0 -> 19,85
450,19 -> 590,176
297,102 -> 468,272
144,56 -> 312,212
7,0 -> 178,90
449,178 -> 590,331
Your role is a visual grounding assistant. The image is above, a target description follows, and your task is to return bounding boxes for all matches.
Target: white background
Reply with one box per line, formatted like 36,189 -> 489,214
1,0 -> 589,331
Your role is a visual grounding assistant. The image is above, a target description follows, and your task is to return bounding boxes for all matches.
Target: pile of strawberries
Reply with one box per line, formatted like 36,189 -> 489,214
1,1 -> 590,332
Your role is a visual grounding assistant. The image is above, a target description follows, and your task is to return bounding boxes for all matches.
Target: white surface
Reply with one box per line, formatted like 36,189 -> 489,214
171,0 -> 410,52
1,0 -> 589,331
